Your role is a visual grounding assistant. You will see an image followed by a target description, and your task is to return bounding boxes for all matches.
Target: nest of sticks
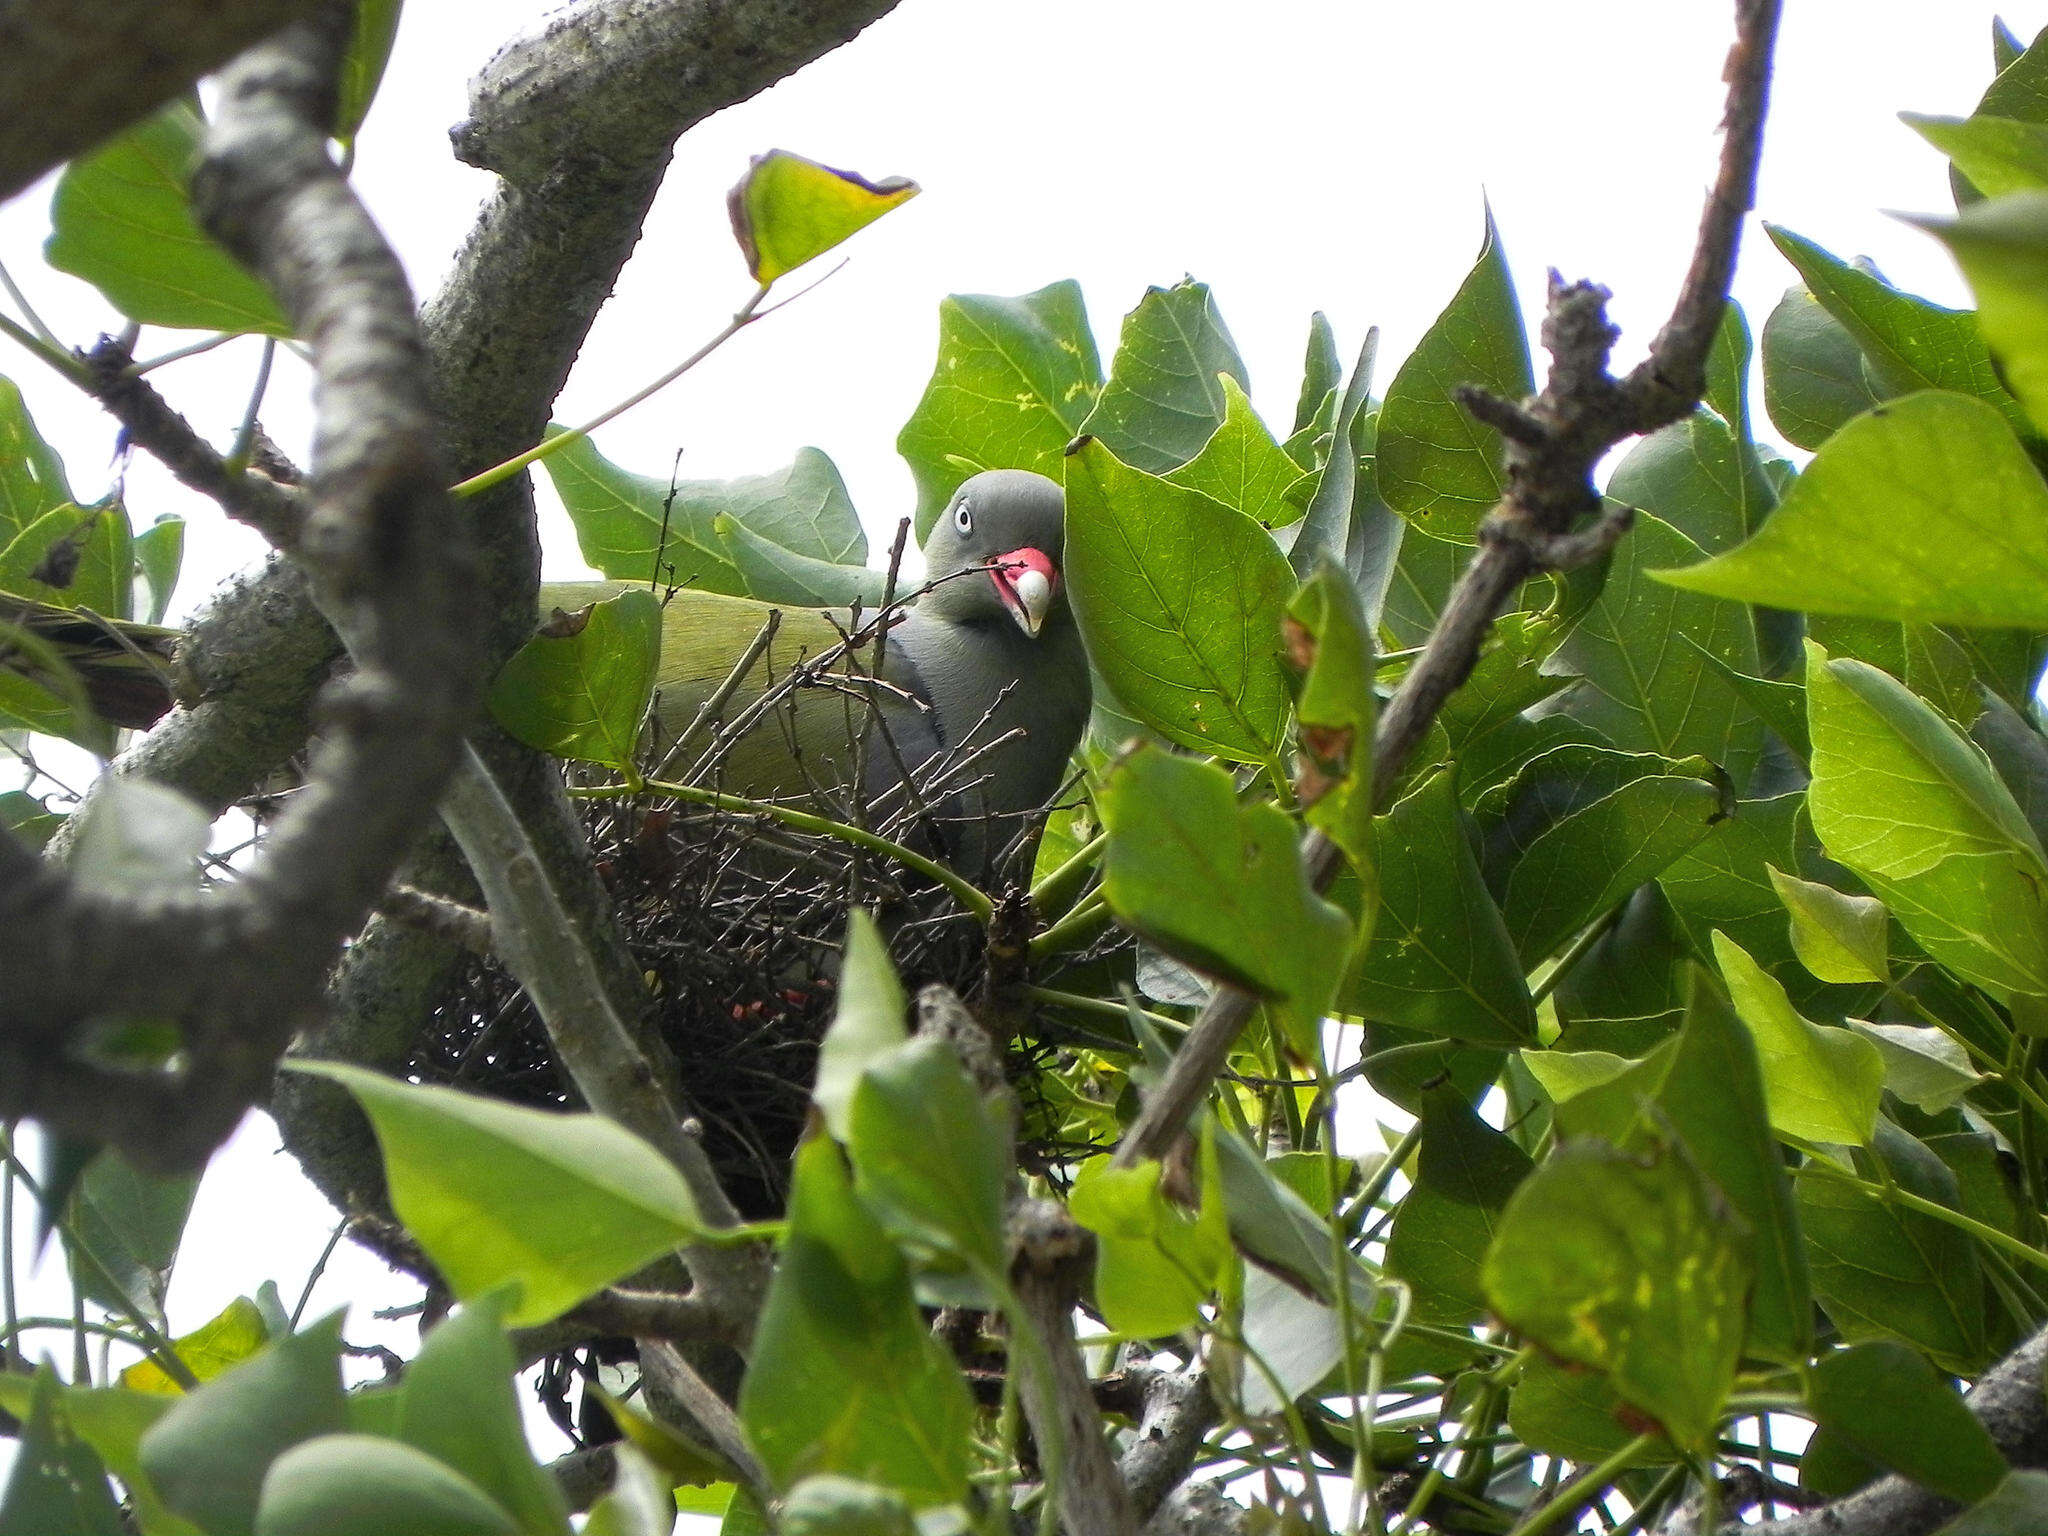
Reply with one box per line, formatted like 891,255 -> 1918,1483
410,586 -> 1095,1219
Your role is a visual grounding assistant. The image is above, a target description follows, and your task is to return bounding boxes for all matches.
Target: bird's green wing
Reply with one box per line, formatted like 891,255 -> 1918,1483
538,580 -> 915,805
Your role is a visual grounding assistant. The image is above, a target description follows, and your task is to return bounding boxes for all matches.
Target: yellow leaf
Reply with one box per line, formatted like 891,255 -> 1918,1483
727,149 -> 918,286
119,1295 -> 268,1394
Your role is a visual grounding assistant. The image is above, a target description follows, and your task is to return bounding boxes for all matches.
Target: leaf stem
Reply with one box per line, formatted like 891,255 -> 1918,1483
1805,1159 -> 2048,1279
0,309 -> 89,385
1029,830 -> 1105,916
449,283 -> 772,500
1508,1432 -> 1657,1534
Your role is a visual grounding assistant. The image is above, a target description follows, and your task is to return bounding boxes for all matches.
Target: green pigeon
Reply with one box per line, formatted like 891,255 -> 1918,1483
547,468 -> 1091,875
4,470 -> 1092,878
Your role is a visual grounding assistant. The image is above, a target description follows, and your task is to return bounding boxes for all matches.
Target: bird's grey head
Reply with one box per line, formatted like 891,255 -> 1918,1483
919,470 -> 1068,638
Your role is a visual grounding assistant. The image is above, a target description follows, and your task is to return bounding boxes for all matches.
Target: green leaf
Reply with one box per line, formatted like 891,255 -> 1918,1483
393,1295 -> 569,1536
1807,1341 -> 2006,1503
1099,745 -> 1349,1053
1383,1087 -> 1533,1327
1213,1126 -> 1365,1303
1,500 -> 137,620
0,375 -> 72,552
1647,969 -> 1813,1362
1343,769 -> 1535,1045
0,1376 -> 193,1536
0,1370 -> 125,1536
1982,25 -> 2048,120
848,1035 -> 1010,1278
288,1062 -> 703,1326
1937,1471 -> 2048,1535
120,1295 -> 268,1396
1909,114 -> 2048,197
488,588 -> 660,771
1476,744 -> 1730,965
779,1477 -> 915,1536
1064,438 -> 1294,763
541,437 -> 882,606
1507,1358 -> 1680,1466
335,0 -> 404,145
46,102 -> 290,335
1375,210 -> 1535,541
1712,931 -> 1883,1146
1797,1122 -> 1988,1372
738,1137 -> 973,1506
1765,226 -> 2023,437
254,1435 -> 519,1536
1286,332 -> 1380,580
1286,562 -> 1377,872
1918,190 -> 2048,439
1769,866 -> 1890,985
1606,412 -> 1776,557
68,1146 -> 197,1324
1293,312 -> 1341,436
1482,1135 -> 1751,1452
726,150 -> 917,287
1381,520 -> 1486,649
1163,375 -> 1310,527
1553,514 -> 1763,788
1760,281 -> 1887,451
139,1314 -> 348,1536
1071,1132 -> 1230,1339
132,515 -> 184,624
1804,640 -> 2048,997
1848,1021 -> 1984,1114
1079,280 -> 1248,473
1655,392 -> 2048,628
811,910 -> 908,1142
896,282 -> 1101,538
581,1447 -> 676,1536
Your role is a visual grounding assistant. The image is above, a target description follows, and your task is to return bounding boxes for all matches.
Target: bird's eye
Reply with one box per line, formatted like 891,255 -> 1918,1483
953,499 -> 974,535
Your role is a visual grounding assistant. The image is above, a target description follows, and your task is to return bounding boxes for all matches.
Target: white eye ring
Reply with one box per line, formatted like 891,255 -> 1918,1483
953,499 -> 974,535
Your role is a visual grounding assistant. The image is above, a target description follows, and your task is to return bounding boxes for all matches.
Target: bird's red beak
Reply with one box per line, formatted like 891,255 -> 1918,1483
989,546 -> 1058,638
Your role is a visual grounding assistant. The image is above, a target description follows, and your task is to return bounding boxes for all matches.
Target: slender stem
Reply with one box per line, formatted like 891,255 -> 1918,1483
0,259 -> 60,353
290,1217 -> 348,1330
126,331 -> 240,374
0,1315 -> 159,1351
0,1129 -> 15,1373
227,337 -> 276,469
579,776 -> 993,923
0,310 -> 89,384
1030,830 -> 1106,916
449,283 -> 771,500
1028,890 -> 1112,958
1510,1433 -> 1657,1534
1528,900 -> 1625,1006
1021,983 -> 1187,1040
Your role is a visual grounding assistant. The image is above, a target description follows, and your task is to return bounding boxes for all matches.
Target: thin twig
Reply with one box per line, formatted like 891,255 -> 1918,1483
1112,0 -> 1783,1172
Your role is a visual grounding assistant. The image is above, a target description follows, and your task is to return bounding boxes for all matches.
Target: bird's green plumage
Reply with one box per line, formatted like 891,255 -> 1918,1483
544,469 -> 1091,874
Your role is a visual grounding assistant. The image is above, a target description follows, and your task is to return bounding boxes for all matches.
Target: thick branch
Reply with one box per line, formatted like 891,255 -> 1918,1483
1704,1326 -> 2048,1536
1012,1200 -> 1137,1536
0,8 -> 478,1169
0,0 -> 323,203
1113,0 -> 1783,1170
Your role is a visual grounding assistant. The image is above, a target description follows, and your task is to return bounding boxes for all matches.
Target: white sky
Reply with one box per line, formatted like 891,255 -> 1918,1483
1,0 -> 2042,1500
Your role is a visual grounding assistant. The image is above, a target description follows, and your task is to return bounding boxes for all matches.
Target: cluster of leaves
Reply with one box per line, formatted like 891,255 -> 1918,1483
19,5 -> 2048,1535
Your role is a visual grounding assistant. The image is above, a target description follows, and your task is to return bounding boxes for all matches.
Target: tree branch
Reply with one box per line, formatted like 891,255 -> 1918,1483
1112,0 -> 1783,1172
0,0 -> 325,203
0,6 -> 479,1170
1694,1326 -> 2048,1536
